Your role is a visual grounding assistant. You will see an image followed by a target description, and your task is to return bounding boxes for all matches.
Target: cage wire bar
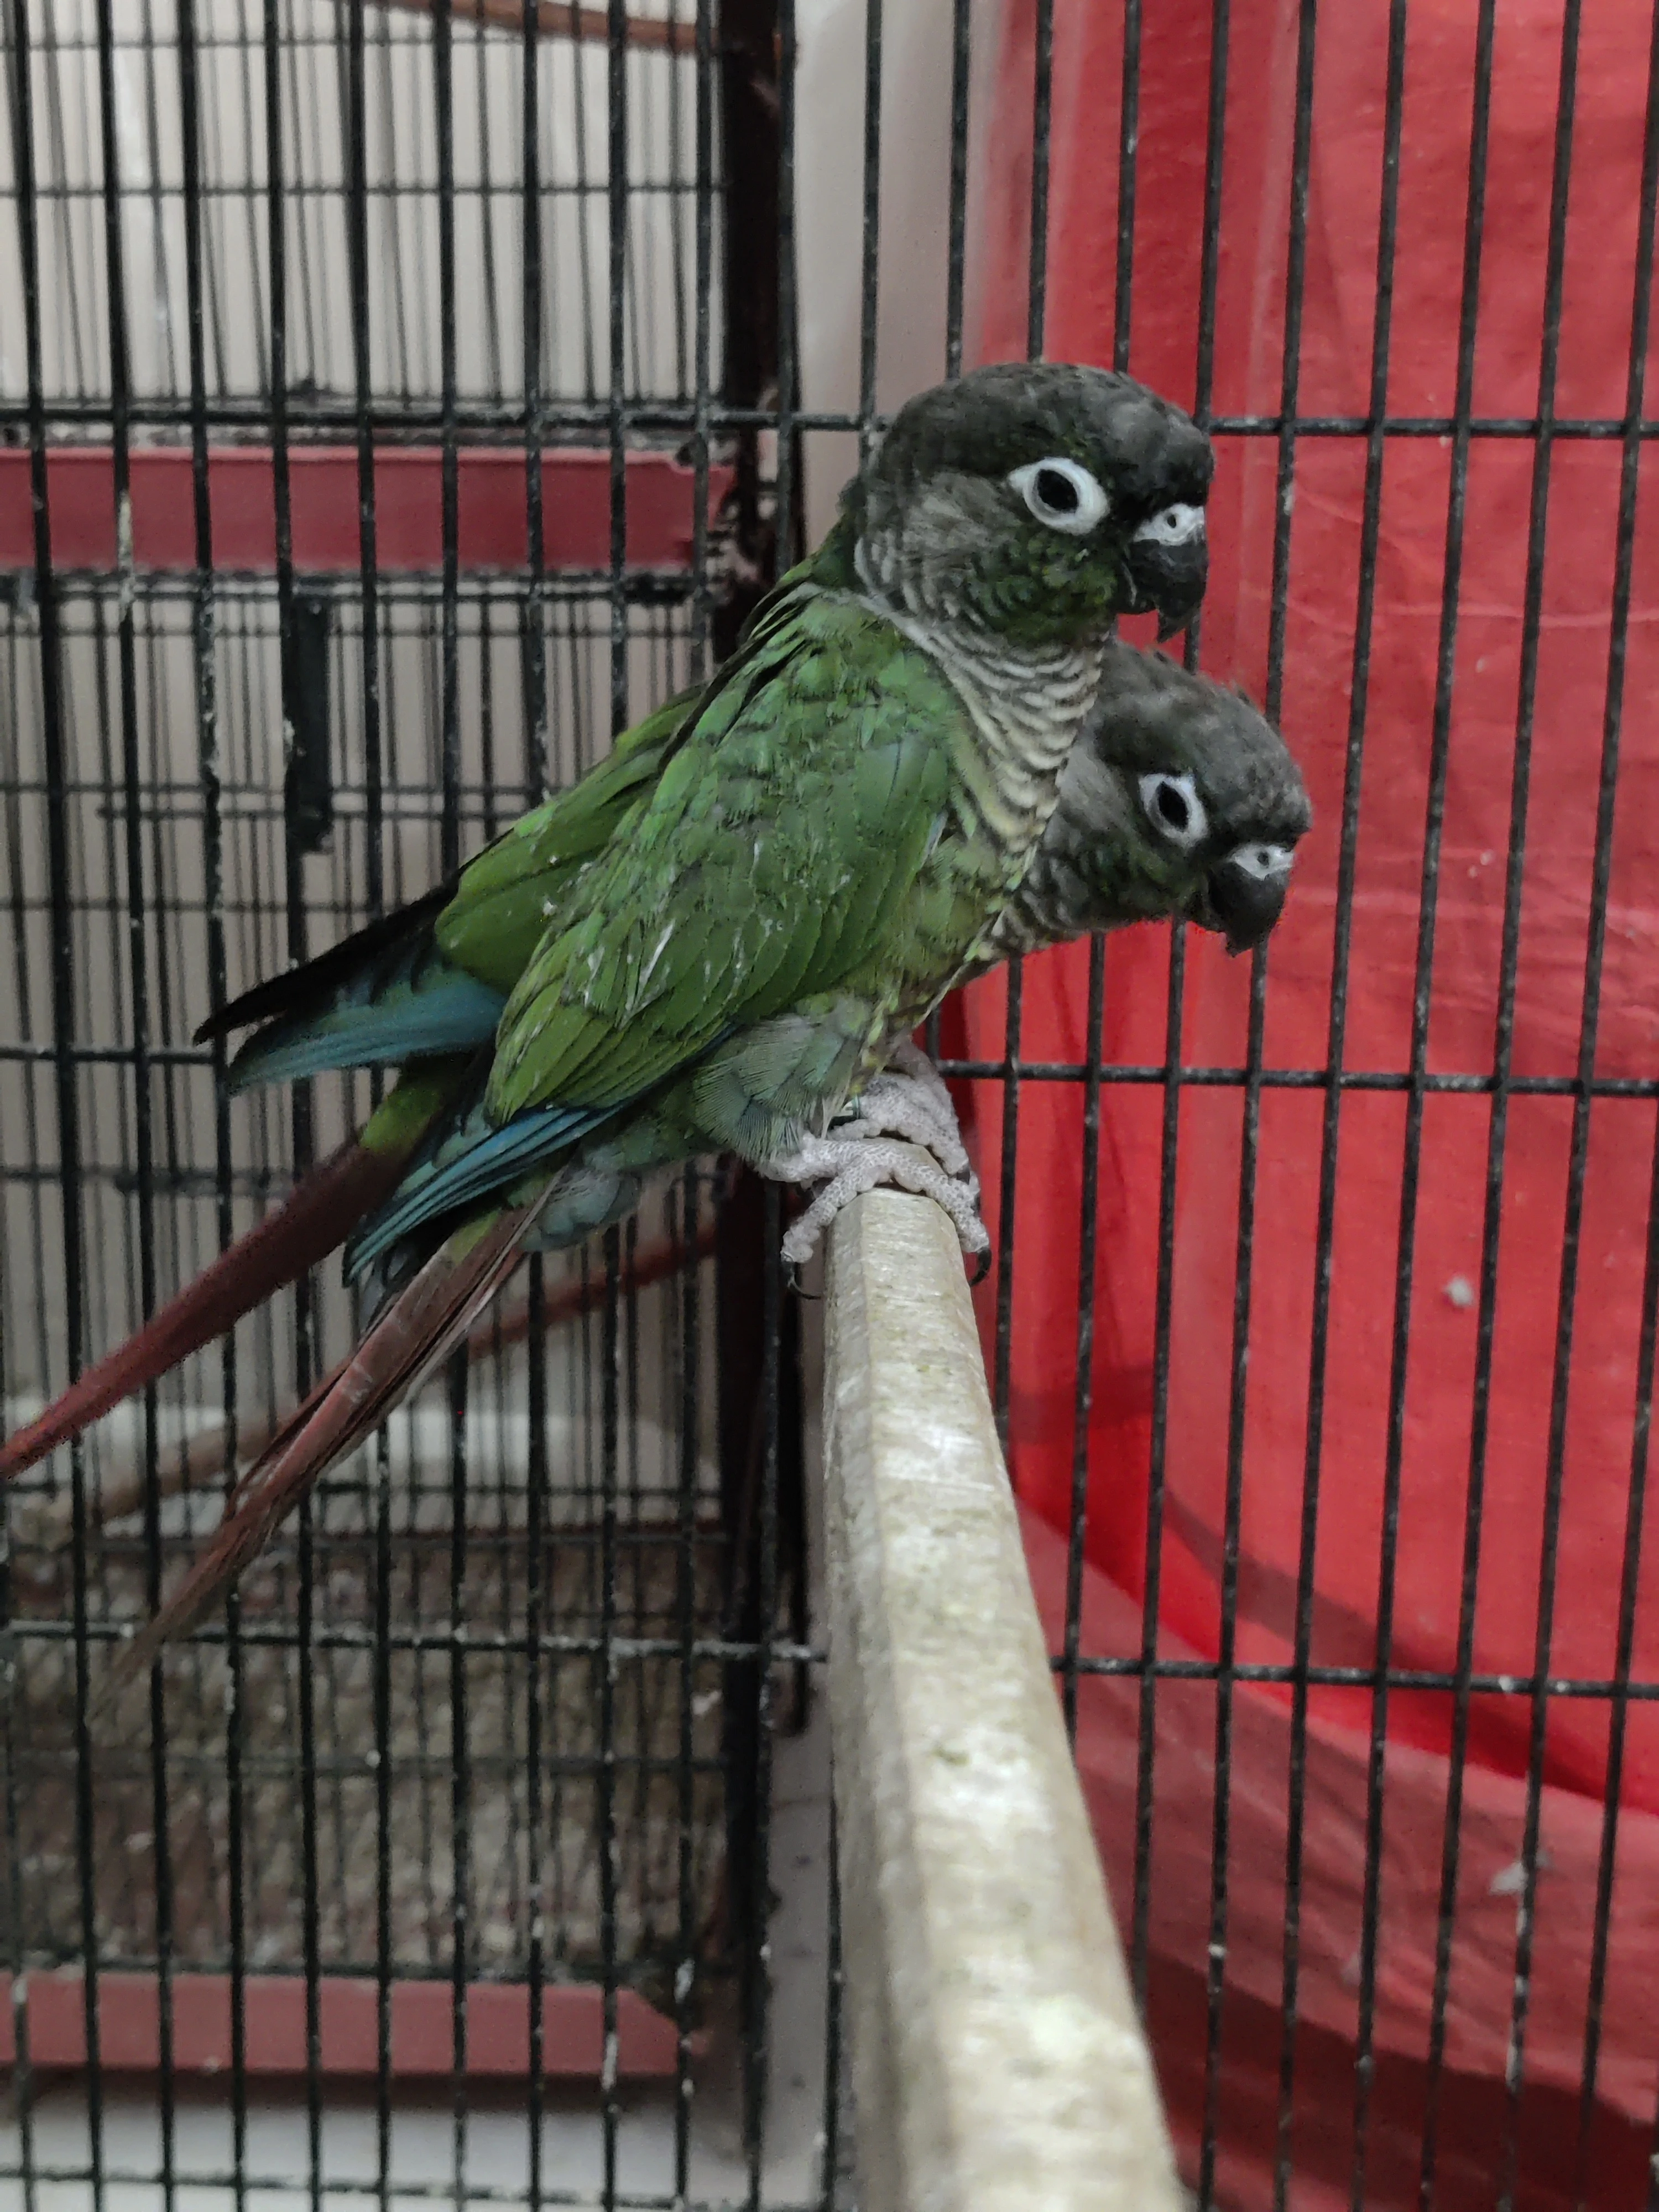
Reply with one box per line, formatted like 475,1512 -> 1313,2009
1,0 -> 1658,2207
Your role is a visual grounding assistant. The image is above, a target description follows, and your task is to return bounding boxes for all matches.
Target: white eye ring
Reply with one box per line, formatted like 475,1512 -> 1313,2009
1139,771 -> 1208,848
1227,840 -> 1295,881
1008,456 -> 1109,535
1133,501 -> 1206,547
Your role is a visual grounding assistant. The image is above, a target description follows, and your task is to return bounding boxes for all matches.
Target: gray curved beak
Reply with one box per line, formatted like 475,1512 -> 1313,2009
1124,530 -> 1209,639
1202,855 -> 1290,955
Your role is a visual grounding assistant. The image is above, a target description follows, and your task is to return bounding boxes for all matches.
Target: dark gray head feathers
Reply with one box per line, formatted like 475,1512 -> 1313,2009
870,361 -> 1214,519
989,641 -> 1313,962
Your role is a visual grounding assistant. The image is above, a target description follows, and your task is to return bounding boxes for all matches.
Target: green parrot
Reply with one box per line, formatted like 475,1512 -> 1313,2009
795,639 -> 1316,1253
982,641 -> 1313,963
1,361 -> 1212,1491
54,637 -> 1311,1681
351,639 -> 1314,1286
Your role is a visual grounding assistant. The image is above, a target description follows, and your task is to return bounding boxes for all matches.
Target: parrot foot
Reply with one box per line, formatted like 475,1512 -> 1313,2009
765,1133 -> 992,1275
884,1036 -> 963,1127
831,1049 -> 972,1183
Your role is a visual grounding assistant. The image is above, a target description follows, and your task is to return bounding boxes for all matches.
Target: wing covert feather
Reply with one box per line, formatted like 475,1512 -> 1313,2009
484,594 -> 964,1125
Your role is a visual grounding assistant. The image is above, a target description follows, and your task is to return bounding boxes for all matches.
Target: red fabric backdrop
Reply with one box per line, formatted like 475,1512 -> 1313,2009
958,3 -> 1659,2202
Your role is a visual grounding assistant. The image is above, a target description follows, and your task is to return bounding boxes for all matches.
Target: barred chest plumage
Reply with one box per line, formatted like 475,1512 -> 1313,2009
852,544 -> 1106,876
982,848 -> 1079,963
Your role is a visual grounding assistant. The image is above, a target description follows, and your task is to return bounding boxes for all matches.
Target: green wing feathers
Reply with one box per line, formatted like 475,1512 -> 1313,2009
483,593 -> 967,1128
434,683 -> 702,992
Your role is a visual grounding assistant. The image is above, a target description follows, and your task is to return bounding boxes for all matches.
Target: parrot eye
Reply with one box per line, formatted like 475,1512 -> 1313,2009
1139,771 -> 1208,849
1133,502 -> 1206,547
1226,839 -> 1295,881
1008,457 -> 1109,535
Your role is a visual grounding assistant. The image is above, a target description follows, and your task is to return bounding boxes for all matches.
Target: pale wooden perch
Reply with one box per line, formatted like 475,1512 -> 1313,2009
822,1183 -> 1183,2212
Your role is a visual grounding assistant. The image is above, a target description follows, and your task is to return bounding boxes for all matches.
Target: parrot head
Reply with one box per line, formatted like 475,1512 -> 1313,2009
1003,642 -> 1313,959
849,361 -> 1214,645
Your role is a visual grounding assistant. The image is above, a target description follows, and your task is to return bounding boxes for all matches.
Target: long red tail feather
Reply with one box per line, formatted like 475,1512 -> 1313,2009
108,1201 -> 544,1689
0,1137 -> 409,1486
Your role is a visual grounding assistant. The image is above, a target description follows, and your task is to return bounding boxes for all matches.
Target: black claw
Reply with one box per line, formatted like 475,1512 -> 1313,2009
784,1254 -> 822,1299
966,1244 -> 993,1287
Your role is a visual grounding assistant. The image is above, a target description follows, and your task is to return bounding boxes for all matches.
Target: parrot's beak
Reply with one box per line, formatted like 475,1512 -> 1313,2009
1123,524 -> 1208,639
1200,853 -> 1290,956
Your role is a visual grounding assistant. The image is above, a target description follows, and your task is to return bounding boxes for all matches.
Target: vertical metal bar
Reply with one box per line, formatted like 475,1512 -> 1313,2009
1139,0 -> 1228,2033
1362,6 -> 1498,2206
707,0 -> 797,2172
1190,2 -> 1243,2200
336,1 -> 393,2195
564,0 -> 599,402
1113,0 -> 1141,376
929,15 -> 971,1098
687,0 -> 713,666
598,1223 -> 622,2208
0,578 -> 40,2205
1491,9 -> 1594,2200
520,0 -> 550,2197
259,0 -> 324,2197
942,0 -> 971,380
1025,0 -> 1051,362
1116,0 -> 1164,2006
447,1344 -> 472,2212
430,0 -> 471,2184
347,0 -> 383,923
1190,0 -> 1230,445
11,0 -> 103,2198
436,0 -> 461,882
1065,0 -> 1145,1764
1276,8 -> 1406,2208
521,1239 -> 549,2212
606,0 -> 628,739
91,0 -> 171,2161
1236,6 -> 1317,2200
1262,0 -> 1315,731
744,1184 -> 785,2209
520,0 -> 547,775
1571,27 -> 1659,2194
669,0 -> 714,2183
992,0 -> 1055,1443
816,1809 -> 846,2211
0,1142 -> 35,2212
1061,933 -> 1106,1744
990,976 -> 1022,1450
775,0 -> 799,567
1131,915 -> 1182,2006
7,1 -> 97,2200
601,7 -> 629,2200
671,1170 -> 702,2204
1197,1004 -> 1267,2212
857,0 -> 881,454
721,12 -> 797,2189
372,1394 -> 394,2212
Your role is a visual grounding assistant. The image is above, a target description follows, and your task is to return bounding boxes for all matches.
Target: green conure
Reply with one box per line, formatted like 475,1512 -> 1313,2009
1,362 -> 1211,1493
980,640 -> 1313,965
4,364 -> 1234,1661
355,639 -> 1313,1284
29,634 -> 1312,1682
118,636 -> 1310,1672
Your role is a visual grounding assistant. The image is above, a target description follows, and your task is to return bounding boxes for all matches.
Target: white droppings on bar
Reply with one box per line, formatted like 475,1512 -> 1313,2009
822,1179 -> 1186,2212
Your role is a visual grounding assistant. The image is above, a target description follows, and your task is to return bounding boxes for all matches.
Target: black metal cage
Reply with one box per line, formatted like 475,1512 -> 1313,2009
2,0 -> 1657,2205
